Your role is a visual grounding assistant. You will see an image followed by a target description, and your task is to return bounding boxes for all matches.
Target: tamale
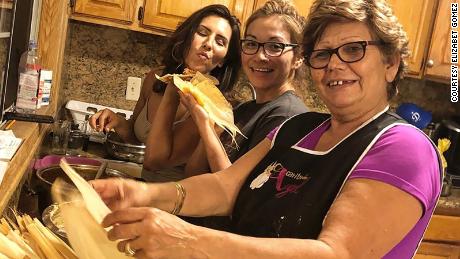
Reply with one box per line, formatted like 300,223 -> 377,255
173,73 -> 244,143
156,70 -> 244,143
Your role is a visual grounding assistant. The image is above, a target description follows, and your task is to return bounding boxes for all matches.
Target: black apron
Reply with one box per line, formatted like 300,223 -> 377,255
231,111 -> 408,238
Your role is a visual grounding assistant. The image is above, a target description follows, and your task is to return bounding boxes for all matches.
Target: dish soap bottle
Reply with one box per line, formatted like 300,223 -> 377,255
16,40 -> 41,112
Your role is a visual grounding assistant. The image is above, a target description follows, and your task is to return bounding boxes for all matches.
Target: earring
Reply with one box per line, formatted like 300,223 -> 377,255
171,41 -> 184,63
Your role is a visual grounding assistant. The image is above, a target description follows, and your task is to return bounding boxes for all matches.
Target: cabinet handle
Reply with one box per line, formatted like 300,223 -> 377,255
426,59 -> 434,68
138,6 -> 144,21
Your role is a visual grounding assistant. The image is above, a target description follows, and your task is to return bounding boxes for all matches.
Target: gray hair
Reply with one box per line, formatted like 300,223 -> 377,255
302,0 -> 410,99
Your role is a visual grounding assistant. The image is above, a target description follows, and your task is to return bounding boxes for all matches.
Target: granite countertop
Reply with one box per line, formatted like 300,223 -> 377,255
39,132 -> 108,158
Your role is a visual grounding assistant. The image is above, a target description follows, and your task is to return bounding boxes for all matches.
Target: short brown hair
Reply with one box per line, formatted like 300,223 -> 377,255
245,0 -> 306,52
302,0 -> 410,99
244,0 -> 307,83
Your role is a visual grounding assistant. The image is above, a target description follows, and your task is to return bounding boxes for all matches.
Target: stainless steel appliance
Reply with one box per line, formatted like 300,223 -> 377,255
105,131 -> 145,164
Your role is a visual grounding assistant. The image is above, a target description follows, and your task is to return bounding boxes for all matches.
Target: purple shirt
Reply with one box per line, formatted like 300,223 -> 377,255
267,121 -> 441,258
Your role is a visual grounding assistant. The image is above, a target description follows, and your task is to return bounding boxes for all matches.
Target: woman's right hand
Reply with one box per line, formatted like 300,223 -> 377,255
89,108 -> 122,132
90,178 -> 152,211
178,91 -> 210,125
179,91 -> 224,136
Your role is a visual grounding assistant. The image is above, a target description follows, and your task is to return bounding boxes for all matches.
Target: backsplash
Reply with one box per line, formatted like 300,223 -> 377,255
61,21 -> 459,122
392,78 -> 459,122
61,21 -> 165,111
60,21 -> 322,113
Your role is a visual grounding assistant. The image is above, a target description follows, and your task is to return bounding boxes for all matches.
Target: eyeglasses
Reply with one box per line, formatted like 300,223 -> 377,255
305,40 -> 384,69
240,39 -> 298,57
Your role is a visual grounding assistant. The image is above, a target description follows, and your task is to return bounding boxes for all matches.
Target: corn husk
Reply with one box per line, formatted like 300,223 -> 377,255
22,232 -> 47,259
437,138 -> 451,172
51,158 -> 132,259
156,69 -> 244,144
6,230 -> 39,259
0,231 -> 27,259
24,214 -> 65,259
0,221 -> 8,235
155,68 -> 219,85
57,159 -> 110,224
1,211 -> 76,258
33,218 -> 77,259
173,72 -> 244,144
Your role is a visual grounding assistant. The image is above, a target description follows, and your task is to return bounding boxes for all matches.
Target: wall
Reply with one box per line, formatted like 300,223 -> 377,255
61,21 -> 459,122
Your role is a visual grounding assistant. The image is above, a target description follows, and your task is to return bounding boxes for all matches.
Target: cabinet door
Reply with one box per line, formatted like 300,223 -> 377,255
387,0 -> 437,76
142,0 -> 254,32
423,215 -> 460,243
415,242 -> 460,259
252,0 -> 313,17
425,0 -> 453,80
73,0 -> 136,24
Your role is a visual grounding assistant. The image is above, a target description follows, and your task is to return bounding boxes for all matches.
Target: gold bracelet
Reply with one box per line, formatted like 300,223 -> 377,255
176,182 -> 186,214
171,182 -> 186,215
170,182 -> 180,214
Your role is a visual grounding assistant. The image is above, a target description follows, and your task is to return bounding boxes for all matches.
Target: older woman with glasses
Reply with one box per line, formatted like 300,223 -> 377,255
91,0 -> 441,258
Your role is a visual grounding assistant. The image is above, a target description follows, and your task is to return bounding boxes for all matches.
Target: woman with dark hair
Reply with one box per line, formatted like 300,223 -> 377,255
153,4 -> 241,94
89,5 -> 241,182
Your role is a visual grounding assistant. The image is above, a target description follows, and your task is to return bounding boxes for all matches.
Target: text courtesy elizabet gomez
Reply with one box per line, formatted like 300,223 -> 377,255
452,2 -> 458,102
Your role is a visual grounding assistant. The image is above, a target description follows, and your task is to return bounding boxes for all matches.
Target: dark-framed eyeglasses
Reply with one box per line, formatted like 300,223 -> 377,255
305,40 -> 384,69
240,39 -> 298,57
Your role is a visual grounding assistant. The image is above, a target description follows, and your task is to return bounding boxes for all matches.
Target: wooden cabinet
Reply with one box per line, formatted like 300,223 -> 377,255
72,0 -> 136,24
387,0 -> 438,76
389,0 -> 453,81
251,0 -> 313,17
415,215 -> 460,258
71,0 -> 254,35
415,242 -> 460,258
424,0 -> 453,80
142,0 -> 254,33
69,0 -> 452,82
252,0 -> 438,78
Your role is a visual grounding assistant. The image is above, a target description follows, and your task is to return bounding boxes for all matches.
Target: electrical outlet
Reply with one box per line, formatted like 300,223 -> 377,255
126,77 -> 142,101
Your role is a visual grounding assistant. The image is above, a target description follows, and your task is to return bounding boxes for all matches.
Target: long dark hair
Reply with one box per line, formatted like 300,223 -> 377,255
153,5 -> 241,94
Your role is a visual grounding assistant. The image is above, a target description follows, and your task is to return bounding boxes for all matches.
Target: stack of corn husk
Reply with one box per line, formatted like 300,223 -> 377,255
0,212 -> 77,259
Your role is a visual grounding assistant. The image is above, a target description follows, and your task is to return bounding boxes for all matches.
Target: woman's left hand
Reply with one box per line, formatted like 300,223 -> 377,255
103,207 -> 205,259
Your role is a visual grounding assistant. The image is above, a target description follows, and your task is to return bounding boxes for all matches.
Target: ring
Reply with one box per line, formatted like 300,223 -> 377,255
124,242 -> 136,257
